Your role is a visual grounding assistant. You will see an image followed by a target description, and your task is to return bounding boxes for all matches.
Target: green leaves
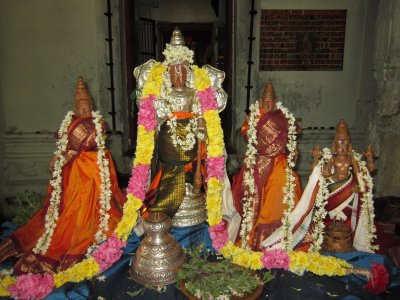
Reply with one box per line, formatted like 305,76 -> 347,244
177,247 -> 273,299
12,190 -> 43,228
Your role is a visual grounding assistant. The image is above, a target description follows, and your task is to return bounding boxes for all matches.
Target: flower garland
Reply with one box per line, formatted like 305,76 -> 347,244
239,103 -> 259,249
276,101 -> 297,251
32,111 -> 74,254
308,148 -> 331,252
289,251 -> 351,276
162,44 -> 194,66
308,148 -> 378,253
87,111 -> 113,253
166,110 -> 198,151
353,151 -> 378,252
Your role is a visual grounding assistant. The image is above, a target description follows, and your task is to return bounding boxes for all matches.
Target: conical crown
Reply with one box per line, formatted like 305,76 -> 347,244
263,80 -> 276,100
74,76 -> 92,106
162,26 -> 194,65
334,119 -> 350,142
170,26 -> 185,46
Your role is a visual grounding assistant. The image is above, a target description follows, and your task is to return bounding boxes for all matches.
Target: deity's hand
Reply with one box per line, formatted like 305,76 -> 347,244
321,159 -> 332,178
197,117 -> 207,141
363,145 -> 376,173
310,144 -> 322,169
352,184 -> 361,193
193,140 -> 203,195
311,144 -> 322,160
48,154 -> 59,173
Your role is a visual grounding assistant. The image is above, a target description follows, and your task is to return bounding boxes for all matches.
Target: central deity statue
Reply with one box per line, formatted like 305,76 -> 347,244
130,27 -> 229,285
134,27 -> 227,223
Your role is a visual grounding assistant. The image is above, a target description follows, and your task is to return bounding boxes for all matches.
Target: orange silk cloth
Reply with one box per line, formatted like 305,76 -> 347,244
11,117 -> 125,274
250,154 -> 302,249
232,109 -> 302,250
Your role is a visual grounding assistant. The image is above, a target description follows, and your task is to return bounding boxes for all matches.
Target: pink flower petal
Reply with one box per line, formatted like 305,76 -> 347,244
206,157 -> 225,181
198,87 -> 217,112
126,164 -> 150,200
137,95 -> 157,131
9,274 -> 54,300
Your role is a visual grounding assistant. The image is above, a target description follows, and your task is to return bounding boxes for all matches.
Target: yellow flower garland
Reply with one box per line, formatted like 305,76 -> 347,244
133,126 -> 155,166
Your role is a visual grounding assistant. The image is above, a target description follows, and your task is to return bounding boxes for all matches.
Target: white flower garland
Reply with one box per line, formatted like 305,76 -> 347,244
162,44 -> 194,66
33,111 -> 112,255
276,102 -> 297,252
86,111 -> 112,254
33,111 -> 74,254
353,151 -> 378,252
160,71 -> 200,151
309,148 -> 378,252
308,148 -> 331,252
166,107 -> 199,151
239,103 -> 259,249
239,102 -> 297,251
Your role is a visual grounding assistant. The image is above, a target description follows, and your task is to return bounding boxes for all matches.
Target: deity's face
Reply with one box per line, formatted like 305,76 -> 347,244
169,63 -> 187,89
260,96 -> 276,112
335,138 -> 349,156
75,97 -> 92,117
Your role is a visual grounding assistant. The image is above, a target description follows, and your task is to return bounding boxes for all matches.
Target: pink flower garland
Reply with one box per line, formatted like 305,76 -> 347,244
261,249 -> 290,270
206,157 -> 225,181
9,274 -> 54,300
137,95 -> 157,131
126,164 -> 151,200
126,95 -> 157,200
93,234 -> 127,272
198,86 -> 228,254
198,87 -> 217,112
208,220 -> 229,252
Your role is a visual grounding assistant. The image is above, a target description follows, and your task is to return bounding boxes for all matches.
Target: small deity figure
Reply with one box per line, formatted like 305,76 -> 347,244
0,77 -> 126,274
232,80 -> 302,251
262,119 -> 377,252
314,120 -> 375,222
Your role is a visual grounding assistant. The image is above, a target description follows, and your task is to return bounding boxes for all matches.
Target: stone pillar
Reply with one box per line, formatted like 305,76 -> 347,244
369,0 -> 400,196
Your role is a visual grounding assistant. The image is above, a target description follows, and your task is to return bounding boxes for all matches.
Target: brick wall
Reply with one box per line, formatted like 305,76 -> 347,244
260,10 -> 347,71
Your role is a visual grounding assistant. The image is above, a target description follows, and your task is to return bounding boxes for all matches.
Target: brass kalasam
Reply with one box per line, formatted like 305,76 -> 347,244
130,212 -> 186,286
172,184 -> 207,227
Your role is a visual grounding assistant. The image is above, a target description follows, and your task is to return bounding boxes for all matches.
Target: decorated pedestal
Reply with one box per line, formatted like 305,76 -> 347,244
172,184 -> 207,227
321,221 -> 355,252
130,212 -> 186,286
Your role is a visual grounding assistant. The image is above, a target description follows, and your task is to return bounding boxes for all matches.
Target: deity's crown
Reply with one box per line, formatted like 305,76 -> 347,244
334,119 -> 350,142
74,76 -> 92,106
162,27 -> 194,66
263,80 -> 276,100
